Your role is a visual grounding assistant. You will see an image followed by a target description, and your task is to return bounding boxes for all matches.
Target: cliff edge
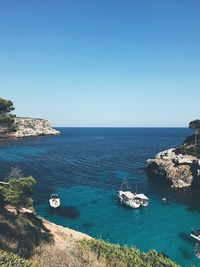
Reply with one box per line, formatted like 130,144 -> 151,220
0,97 -> 60,138
147,148 -> 200,188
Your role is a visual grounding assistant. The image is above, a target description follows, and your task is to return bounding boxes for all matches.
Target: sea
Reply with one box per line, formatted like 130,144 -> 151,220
0,127 -> 200,267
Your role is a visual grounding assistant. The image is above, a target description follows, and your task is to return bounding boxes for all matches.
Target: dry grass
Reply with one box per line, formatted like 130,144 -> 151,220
32,242 -> 106,267
0,207 -> 53,258
31,220 -> 104,267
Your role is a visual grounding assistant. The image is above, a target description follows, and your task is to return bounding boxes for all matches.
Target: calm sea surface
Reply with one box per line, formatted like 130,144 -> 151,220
1,128 -> 200,266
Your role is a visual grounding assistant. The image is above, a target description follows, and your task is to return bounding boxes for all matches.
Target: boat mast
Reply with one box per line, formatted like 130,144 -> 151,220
120,178 -> 130,191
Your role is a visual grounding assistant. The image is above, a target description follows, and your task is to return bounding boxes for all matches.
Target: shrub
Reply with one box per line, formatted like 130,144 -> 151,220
175,144 -> 200,159
0,250 -> 36,267
78,239 -> 179,267
0,177 -> 36,209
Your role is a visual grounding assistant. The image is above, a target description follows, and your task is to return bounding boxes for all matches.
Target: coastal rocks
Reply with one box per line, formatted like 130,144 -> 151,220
10,117 -> 60,138
147,148 -> 200,188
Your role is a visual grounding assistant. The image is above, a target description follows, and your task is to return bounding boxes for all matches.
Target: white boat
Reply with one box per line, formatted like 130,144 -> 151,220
191,229 -> 200,242
118,179 -> 149,209
49,194 -> 60,208
134,193 -> 149,207
194,243 -> 200,258
118,191 -> 141,208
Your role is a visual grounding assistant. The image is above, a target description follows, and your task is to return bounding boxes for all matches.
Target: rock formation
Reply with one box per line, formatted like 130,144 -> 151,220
147,148 -> 200,188
8,117 -> 60,138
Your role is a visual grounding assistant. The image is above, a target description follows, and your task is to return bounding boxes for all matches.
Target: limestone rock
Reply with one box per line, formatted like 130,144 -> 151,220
147,148 -> 200,188
10,117 -> 60,138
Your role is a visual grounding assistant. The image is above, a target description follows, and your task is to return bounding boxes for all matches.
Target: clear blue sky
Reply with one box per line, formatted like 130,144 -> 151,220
0,0 -> 199,127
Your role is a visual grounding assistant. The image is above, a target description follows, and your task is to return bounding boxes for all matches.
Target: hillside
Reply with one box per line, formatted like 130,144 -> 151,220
0,206 -> 179,267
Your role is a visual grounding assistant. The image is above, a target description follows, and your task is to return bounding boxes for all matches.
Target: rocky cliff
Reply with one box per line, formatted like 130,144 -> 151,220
147,148 -> 200,188
9,117 -> 60,138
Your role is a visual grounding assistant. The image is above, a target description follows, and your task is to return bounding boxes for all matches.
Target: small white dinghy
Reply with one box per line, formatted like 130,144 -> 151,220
49,194 -> 60,208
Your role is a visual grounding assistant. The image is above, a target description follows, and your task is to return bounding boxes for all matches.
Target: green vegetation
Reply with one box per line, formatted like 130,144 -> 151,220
0,207 -> 53,258
189,119 -> 200,145
0,250 -> 36,267
175,119 -> 200,158
0,98 -> 15,114
175,144 -> 200,158
0,170 -> 53,260
0,97 -> 17,135
78,239 -> 179,267
0,177 -> 36,209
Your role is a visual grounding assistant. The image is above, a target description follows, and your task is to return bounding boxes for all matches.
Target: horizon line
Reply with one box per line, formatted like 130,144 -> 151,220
53,126 -> 189,128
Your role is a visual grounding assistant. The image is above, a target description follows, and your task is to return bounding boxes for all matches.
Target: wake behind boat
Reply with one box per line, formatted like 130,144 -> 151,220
49,194 -> 60,208
118,179 -> 149,209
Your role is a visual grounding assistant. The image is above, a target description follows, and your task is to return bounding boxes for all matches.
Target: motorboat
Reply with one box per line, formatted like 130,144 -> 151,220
191,229 -> 200,242
49,194 -> 60,208
194,243 -> 200,258
118,179 -> 149,209
134,193 -> 149,207
118,190 -> 140,208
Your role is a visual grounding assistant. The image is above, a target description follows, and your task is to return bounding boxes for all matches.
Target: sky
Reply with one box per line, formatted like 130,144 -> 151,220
0,0 -> 200,127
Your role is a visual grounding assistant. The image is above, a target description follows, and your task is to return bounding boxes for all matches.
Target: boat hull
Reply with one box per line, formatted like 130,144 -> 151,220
118,191 -> 140,209
49,198 -> 60,208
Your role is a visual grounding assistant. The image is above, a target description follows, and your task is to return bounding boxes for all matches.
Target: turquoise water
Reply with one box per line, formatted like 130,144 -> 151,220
0,128 -> 199,266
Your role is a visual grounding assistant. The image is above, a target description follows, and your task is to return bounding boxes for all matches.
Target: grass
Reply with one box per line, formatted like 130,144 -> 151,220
0,207 -> 53,258
77,239 -> 180,267
32,239 -> 180,267
0,250 -> 37,267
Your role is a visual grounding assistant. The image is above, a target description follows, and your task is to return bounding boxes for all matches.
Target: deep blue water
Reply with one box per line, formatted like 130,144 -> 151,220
0,128 -> 200,266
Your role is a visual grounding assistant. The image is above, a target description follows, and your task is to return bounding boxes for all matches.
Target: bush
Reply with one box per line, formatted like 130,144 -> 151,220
0,250 -> 36,267
175,144 -> 200,159
0,177 -> 36,209
78,239 -> 179,267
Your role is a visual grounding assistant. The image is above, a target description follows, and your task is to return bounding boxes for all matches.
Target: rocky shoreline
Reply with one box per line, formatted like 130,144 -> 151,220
3,117 -> 60,138
147,148 -> 200,188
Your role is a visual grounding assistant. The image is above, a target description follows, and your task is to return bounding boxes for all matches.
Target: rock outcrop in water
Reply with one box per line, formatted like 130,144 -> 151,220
3,117 -> 60,138
147,148 -> 200,188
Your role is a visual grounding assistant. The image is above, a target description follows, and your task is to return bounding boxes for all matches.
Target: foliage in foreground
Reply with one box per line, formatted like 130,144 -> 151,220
0,176 -> 36,209
0,250 -> 36,267
0,208 -> 53,258
78,239 -> 180,267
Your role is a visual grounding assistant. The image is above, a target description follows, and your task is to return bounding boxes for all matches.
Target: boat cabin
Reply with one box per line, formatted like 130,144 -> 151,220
134,193 -> 149,207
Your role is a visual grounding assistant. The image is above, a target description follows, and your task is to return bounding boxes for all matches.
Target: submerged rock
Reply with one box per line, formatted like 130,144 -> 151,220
9,117 -> 60,138
147,148 -> 200,188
